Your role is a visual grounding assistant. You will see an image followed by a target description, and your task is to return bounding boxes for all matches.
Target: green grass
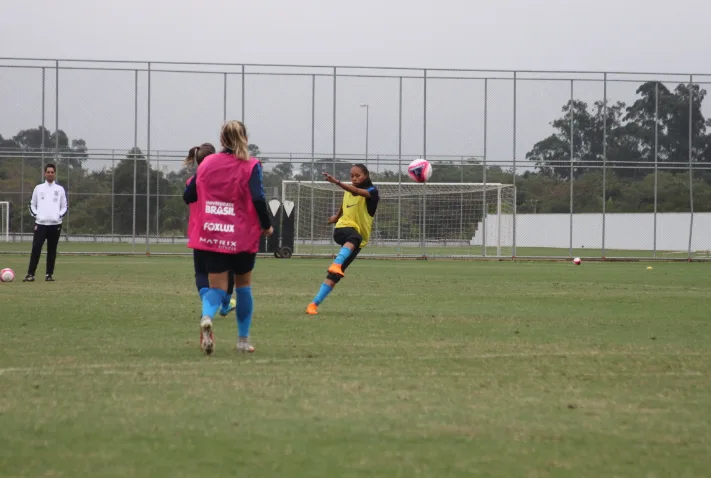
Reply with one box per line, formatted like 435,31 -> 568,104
1,255 -> 710,477
2,240 -> 704,259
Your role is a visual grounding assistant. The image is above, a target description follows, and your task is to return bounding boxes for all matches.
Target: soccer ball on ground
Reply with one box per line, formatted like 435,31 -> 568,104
407,158 -> 432,183
1,268 -> 15,282
573,257 -> 581,265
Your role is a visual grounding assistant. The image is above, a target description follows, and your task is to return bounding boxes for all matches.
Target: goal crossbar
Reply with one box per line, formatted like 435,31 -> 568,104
281,181 -> 512,199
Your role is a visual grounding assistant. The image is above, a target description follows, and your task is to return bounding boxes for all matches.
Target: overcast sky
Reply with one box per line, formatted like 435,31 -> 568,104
1,0 -> 710,174
4,0 -> 710,72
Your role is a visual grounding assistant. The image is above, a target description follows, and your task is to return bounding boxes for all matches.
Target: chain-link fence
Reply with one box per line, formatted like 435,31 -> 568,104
1,59 -> 710,259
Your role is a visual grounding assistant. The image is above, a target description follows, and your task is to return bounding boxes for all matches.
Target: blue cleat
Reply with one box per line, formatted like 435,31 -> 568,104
219,297 -> 237,317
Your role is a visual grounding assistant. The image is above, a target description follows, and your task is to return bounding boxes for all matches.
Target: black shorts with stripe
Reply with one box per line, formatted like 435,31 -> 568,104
193,249 -> 256,275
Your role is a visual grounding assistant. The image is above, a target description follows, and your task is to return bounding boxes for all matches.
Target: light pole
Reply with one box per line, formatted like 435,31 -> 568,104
360,103 -> 369,165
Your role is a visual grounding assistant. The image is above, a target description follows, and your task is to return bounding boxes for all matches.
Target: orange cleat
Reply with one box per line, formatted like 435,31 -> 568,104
327,263 -> 344,277
305,303 -> 319,315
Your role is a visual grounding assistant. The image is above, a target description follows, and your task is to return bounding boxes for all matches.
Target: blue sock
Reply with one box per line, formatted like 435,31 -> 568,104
198,287 -> 209,301
202,288 -> 227,319
221,291 -> 233,310
334,246 -> 352,265
235,286 -> 253,338
313,283 -> 333,306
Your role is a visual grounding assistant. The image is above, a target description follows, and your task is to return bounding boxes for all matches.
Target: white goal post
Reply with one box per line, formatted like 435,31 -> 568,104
0,202 -> 9,242
281,181 -> 515,257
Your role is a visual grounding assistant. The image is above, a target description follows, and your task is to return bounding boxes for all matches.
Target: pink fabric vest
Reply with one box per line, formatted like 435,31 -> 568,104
187,153 -> 262,254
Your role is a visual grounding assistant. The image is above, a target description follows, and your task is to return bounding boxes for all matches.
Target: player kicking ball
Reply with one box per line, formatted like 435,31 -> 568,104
306,164 -> 379,315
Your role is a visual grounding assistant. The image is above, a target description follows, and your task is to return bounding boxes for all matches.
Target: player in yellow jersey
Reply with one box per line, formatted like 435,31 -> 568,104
306,164 -> 380,315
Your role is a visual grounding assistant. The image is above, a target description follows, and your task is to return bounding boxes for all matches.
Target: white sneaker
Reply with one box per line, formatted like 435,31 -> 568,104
200,316 -> 214,355
236,339 -> 255,353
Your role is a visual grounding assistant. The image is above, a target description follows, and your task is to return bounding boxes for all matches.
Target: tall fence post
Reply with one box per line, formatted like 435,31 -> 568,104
111,149 -> 115,239
66,151 -> 70,239
132,69 -> 138,251
20,152 -> 24,235
54,61 -> 59,166
397,76 -> 402,255
310,74 -> 316,251
569,80 -> 574,257
653,82 -> 659,258
422,69 -> 428,256
602,73 -> 607,259
241,65 -> 245,122
688,74 -> 694,260
41,67 -> 46,181
512,71 -> 517,257
156,152 -> 160,239
482,78 -> 488,257
146,62 -> 151,254
55,61 -> 64,239
332,67 -> 337,214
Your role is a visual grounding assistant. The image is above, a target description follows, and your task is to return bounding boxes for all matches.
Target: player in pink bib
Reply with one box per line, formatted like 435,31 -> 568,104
185,121 -> 273,355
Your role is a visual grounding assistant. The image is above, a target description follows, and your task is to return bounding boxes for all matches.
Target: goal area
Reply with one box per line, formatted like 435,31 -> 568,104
0,202 -> 8,242
281,181 -> 515,257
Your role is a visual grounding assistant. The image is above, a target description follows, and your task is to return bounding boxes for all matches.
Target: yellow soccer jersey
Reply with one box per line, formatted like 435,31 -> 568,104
334,186 -> 379,247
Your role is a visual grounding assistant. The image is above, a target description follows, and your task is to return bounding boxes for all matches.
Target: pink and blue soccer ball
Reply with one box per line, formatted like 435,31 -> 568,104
407,159 -> 433,183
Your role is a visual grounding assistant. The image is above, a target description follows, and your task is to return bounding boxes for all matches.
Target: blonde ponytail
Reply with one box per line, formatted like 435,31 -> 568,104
220,120 -> 250,161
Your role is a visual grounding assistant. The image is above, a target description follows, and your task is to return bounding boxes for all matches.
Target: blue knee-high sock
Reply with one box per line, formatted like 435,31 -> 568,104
235,286 -> 253,338
313,283 -> 333,306
202,288 -> 227,319
334,246 -> 352,265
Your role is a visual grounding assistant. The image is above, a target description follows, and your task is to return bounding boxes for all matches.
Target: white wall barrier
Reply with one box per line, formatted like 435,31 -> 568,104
472,213 -> 711,251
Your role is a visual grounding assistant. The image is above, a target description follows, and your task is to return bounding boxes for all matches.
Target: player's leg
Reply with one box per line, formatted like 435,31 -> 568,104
193,249 -> 210,300
193,249 -> 210,328
339,246 -> 361,275
219,270 -> 236,317
24,225 -> 48,282
233,253 -> 257,353
45,225 -> 61,281
198,251 -> 231,355
316,247 -> 361,308
327,227 -> 362,277
307,229 -> 362,314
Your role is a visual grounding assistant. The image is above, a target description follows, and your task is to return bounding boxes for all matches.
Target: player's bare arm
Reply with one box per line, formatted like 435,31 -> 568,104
322,172 -> 372,198
327,205 -> 342,224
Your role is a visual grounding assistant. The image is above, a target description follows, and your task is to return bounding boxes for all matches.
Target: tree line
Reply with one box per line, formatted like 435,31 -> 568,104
1,80 -> 709,236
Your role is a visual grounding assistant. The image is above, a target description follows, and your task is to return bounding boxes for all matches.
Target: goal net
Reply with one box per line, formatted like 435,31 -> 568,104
0,202 -> 9,242
281,181 -> 515,257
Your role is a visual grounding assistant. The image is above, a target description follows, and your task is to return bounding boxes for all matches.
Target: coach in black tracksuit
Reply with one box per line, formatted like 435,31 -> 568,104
23,163 -> 68,282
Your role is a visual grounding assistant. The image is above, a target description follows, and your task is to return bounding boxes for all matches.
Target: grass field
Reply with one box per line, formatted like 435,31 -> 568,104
2,239 -> 706,260
1,254 -> 710,477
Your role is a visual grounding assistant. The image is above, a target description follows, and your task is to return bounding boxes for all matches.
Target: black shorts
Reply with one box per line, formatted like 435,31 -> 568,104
193,249 -> 207,276
193,249 -> 256,275
328,227 -> 362,282
333,227 -> 362,249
